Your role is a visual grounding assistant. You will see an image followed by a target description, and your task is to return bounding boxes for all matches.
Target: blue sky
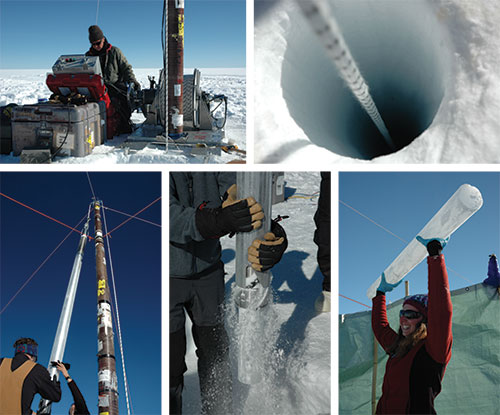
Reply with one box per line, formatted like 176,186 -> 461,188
339,172 -> 500,315
0,172 -> 161,414
0,0 -> 245,69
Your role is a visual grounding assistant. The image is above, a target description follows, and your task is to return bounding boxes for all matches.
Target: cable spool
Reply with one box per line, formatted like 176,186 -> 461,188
182,74 -> 195,122
182,69 -> 201,128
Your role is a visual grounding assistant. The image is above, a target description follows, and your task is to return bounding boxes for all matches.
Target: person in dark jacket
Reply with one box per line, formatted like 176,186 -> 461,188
170,172 -> 287,415
85,25 -> 140,135
54,361 -> 90,415
372,239 -> 453,414
483,253 -> 500,287
313,172 -> 331,312
0,338 -> 61,414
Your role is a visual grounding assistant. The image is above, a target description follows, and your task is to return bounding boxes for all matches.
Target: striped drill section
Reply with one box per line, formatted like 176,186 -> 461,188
297,0 -> 395,150
94,201 -> 119,415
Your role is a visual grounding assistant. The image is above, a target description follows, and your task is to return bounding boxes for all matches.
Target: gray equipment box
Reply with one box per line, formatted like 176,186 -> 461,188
52,55 -> 102,75
11,102 -> 105,158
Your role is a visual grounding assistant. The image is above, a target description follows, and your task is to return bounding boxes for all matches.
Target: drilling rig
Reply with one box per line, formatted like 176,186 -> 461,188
4,0 -> 230,162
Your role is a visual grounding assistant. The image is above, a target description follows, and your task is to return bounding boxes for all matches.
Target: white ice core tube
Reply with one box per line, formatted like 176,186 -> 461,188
367,184 -> 483,299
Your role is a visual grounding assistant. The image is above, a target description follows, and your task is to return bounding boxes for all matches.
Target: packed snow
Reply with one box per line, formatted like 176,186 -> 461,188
0,68 -> 245,164
255,0 -> 500,163
181,172 -> 331,415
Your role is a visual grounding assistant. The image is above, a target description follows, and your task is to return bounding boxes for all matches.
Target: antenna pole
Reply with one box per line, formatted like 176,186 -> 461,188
94,200 -> 119,415
38,212 -> 91,414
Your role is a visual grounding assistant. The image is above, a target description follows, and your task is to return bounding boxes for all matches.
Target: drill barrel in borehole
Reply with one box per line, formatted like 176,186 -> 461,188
297,0 -> 395,151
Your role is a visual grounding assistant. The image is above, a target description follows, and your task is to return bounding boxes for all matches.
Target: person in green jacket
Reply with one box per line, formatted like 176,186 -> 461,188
85,25 -> 141,135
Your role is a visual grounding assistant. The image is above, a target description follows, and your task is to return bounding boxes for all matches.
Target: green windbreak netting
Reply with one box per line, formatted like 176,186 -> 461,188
339,283 -> 500,414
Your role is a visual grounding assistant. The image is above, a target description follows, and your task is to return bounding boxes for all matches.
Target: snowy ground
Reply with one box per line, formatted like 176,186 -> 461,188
0,68 -> 245,164
182,172 -> 331,415
255,0 -> 500,163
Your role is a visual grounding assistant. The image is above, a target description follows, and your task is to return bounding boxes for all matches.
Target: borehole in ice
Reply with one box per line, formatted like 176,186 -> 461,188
281,1 -> 452,160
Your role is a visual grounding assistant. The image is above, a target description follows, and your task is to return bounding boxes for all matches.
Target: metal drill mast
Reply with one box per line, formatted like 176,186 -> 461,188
94,200 -> 119,415
167,0 -> 184,137
38,213 -> 91,414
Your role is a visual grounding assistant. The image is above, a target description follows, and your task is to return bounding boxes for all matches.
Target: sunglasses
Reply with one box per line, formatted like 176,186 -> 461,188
92,39 -> 103,46
399,309 -> 422,320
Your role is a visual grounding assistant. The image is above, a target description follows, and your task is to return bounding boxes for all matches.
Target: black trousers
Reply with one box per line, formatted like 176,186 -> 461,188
107,83 -> 132,134
170,268 -> 233,415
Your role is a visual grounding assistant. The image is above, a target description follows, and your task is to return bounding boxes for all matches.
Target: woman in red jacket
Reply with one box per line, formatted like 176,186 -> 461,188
372,239 -> 453,414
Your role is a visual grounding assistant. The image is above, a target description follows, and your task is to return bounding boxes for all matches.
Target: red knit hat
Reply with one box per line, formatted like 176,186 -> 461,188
403,294 -> 428,319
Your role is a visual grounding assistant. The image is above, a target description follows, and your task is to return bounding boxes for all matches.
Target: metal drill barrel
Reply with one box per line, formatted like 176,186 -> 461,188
297,0 -> 395,150
94,201 -> 119,415
235,172 -> 273,385
235,172 -> 273,294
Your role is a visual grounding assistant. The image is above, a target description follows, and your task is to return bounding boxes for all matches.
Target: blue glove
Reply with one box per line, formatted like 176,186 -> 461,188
377,272 -> 404,294
416,236 -> 449,256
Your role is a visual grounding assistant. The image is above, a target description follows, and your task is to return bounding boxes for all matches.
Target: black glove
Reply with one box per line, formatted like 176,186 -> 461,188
247,220 -> 288,272
427,239 -> 443,256
196,196 -> 264,239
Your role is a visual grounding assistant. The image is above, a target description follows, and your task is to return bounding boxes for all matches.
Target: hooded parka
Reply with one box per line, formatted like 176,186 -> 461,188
85,39 -> 138,87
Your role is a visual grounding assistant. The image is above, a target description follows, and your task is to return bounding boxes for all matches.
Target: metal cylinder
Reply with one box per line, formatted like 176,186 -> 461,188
235,172 -> 273,385
38,219 -> 90,414
167,0 -> 184,136
94,201 -> 119,415
47,220 -> 89,378
235,172 -> 273,293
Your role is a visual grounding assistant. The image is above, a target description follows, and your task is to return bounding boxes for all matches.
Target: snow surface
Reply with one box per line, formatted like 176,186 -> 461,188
182,172 -> 331,415
0,68 -> 245,164
255,0 -> 500,163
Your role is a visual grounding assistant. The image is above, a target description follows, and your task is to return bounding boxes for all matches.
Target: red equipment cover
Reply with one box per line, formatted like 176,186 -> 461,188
46,73 -> 118,139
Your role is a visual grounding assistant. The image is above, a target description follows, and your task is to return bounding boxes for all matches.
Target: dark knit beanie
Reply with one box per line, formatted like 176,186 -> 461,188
89,25 -> 104,43
403,294 -> 428,319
